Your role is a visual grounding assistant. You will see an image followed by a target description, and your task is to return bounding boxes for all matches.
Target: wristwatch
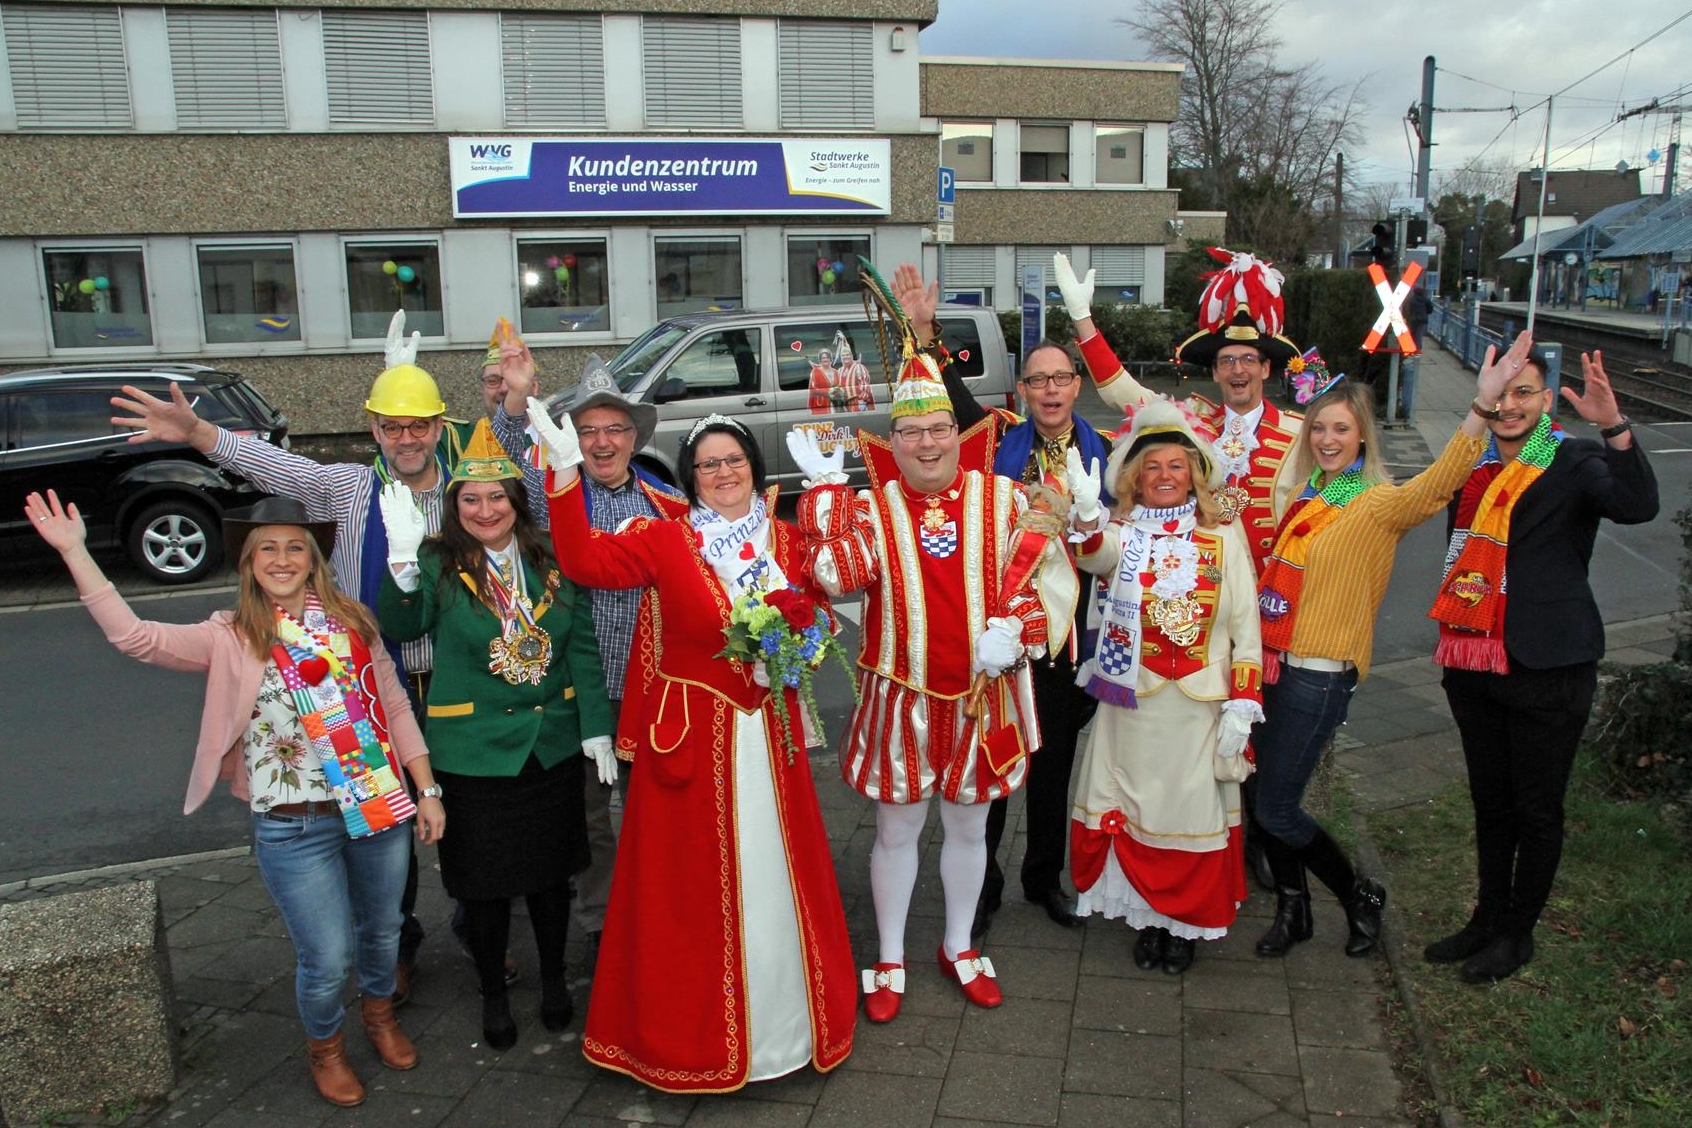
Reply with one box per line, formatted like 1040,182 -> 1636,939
418,784 -> 444,800
1470,399 -> 1502,420
1599,417 -> 1632,439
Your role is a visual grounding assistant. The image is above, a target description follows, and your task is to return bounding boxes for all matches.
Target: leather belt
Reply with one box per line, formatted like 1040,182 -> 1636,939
1284,654 -> 1355,673
264,800 -> 340,817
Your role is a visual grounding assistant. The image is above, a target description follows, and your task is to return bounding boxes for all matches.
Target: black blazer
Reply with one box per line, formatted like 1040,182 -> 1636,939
1446,436 -> 1658,670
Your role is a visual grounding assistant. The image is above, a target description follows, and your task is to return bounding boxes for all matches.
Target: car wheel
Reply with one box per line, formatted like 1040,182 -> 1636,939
125,499 -> 223,584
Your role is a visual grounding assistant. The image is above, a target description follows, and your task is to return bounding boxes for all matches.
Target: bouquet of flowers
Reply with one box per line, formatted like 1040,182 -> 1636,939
717,584 -> 854,762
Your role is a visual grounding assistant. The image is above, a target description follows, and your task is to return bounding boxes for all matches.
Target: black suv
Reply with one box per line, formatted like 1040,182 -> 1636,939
0,365 -> 289,584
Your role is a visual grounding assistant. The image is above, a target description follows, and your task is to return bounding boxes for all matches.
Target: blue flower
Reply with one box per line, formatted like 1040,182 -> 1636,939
782,667 -> 802,688
760,632 -> 782,656
799,638 -> 820,661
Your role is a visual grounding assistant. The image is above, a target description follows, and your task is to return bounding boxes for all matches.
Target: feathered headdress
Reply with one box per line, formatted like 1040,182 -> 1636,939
1175,248 -> 1300,368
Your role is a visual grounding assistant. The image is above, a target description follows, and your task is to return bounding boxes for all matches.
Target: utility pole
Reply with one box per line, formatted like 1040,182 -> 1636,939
1614,98 -> 1687,196
1526,97 -> 1554,335
1333,152 -> 1346,267
1415,57 -> 1435,201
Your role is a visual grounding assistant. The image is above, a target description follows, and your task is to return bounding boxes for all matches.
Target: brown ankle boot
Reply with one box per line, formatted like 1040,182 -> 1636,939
361,994 -> 418,1070
305,1031 -> 366,1106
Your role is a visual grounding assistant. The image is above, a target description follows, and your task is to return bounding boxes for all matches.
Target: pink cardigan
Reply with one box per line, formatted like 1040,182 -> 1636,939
82,584 -> 429,815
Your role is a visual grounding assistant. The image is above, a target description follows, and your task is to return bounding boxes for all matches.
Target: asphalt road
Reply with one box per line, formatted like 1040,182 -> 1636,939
2,420 -> 1684,885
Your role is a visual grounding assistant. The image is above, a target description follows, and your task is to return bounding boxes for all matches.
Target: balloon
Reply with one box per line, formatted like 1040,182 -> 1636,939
822,269 -> 836,285
563,254 -> 577,268
94,276 -> 110,291
78,279 -> 96,294
396,265 -> 416,284
382,260 -> 398,275
817,257 -> 829,270
832,260 -> 845,273
545,256 -> 561,268
555,266 -> 570,283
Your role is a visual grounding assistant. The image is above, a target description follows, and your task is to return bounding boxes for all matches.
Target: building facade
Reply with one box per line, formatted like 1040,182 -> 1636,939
0,0 -> 1181,433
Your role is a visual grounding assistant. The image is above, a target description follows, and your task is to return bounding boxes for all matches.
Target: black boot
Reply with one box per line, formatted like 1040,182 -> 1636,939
1342,878 -> 1387,957
540,977 -> 574,1032
1242,815 -> 1276,893
1424,912 -> 1495,964
1133,926 -> 1168,970
1162,935 -> 1196,975
481,991 -> 517,1050
1254,836 -> 1312,957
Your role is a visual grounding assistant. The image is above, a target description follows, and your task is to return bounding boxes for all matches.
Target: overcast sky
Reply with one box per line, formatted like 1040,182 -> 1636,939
921,1 -> 1692,199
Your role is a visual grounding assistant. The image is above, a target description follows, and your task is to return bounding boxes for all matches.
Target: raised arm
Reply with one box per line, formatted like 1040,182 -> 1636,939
1564,351 -> 1658,525
1055,253 -> 1155,414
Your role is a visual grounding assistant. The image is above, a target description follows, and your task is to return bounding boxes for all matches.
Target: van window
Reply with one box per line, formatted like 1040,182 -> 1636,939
775,322 -> 880,414
936,315 -> 986,380
663,328 -> 762,400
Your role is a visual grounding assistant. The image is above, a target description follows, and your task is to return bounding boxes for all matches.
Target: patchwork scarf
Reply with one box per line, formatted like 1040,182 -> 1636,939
1078,501 -> 1196,708
1256,458 -> 1369,677
1429,416 -> 1563,673
270,594 -> 416,839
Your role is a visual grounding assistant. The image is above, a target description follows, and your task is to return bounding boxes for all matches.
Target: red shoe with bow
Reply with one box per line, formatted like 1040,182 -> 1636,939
938,944 -> 1002,1008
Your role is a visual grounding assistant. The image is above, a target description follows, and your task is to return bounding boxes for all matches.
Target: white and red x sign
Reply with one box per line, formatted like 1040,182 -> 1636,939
1362,260 -> 1423,355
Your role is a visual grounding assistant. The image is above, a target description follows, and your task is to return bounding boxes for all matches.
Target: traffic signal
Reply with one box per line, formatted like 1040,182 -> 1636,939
1370,221 -> 1396,267
1461,225 -> 1482,277
1406,218 -> 1428,248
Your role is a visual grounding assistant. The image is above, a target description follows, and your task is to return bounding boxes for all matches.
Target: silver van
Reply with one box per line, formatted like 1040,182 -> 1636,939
549,303 -> 1016,491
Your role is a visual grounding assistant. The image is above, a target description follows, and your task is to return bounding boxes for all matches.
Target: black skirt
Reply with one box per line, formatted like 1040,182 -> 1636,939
435,753 -> 589,901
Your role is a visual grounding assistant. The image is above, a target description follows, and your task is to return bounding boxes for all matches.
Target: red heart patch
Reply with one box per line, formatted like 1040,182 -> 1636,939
298,656 -> 330,685
958,349 -> 971,362
790,340 -> 804,351
739,542 -> 756,560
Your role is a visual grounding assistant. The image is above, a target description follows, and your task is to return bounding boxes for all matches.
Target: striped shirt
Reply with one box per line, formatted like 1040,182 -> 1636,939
209,428 -> 444,675
1278,430 -> 1483,680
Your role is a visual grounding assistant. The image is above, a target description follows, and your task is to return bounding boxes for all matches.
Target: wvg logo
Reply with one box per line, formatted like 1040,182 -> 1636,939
469,143 -> 513,159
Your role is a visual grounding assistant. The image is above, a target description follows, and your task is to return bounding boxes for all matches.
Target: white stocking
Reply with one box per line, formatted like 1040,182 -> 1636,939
869,800 -> 930,965
938,799 -> 990,959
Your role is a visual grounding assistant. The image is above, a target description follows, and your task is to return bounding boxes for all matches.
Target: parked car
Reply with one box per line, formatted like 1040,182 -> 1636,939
0,364 -> 288,583
546,303 -> 1018,491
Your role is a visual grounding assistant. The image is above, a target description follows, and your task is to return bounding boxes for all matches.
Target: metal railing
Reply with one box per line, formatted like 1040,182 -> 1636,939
1428,299 -> 1563,399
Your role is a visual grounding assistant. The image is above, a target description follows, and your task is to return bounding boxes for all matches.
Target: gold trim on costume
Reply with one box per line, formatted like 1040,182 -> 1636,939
426,701 -> 473,718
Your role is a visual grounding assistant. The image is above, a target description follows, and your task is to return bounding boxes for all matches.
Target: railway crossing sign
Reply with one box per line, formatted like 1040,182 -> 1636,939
1363,260 -> 1424,355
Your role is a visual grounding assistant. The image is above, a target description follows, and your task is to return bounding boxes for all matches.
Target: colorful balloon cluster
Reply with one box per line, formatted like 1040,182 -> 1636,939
543,253 -> 580,285
75,276 -> 112,294
815,257 -> 846,286
381,260 -> 418,285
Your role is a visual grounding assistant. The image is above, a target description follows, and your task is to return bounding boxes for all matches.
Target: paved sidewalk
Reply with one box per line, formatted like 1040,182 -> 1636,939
2,341 -> 1675,1127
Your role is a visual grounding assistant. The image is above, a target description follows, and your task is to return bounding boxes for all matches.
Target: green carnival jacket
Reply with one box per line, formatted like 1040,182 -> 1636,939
377,548 -> 613,777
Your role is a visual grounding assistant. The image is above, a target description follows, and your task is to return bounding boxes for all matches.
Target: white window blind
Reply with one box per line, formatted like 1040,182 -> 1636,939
777,21 -> 872,129
642,17 -> 741,128
322,9 -> 433,126
1015,246 -> 1065,289
166,8 -> 285,129
942,246 -> 995,289
3,3 -> 132,128
1090,245 -> 1147,285
501,13 -> 605,128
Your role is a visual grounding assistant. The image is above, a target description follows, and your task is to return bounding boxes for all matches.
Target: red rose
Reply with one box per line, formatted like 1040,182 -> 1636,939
764,587 -> 816,631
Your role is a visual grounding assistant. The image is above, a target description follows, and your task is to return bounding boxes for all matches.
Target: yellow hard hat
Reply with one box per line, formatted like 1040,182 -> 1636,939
364,363 -> 446,417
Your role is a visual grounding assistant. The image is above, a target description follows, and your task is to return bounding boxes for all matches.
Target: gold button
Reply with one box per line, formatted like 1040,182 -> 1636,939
534,705 -> 543,713
504,708 -> 515,715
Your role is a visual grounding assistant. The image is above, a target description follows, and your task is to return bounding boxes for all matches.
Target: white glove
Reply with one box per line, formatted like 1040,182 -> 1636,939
383,309 -> 420,368
973,616 -> 1024,677
1053,253 -> 1096,322
786,427 -> 848,488
582,736 -> 618,786
524,396 -> 582,472
752,660 -> 771,688
378,482 -> 427,566
1063,447 -> 1103,525
1216,706 -> 1255,759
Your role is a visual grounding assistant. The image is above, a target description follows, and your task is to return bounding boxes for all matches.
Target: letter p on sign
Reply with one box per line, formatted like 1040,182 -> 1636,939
937,167 -> 956,204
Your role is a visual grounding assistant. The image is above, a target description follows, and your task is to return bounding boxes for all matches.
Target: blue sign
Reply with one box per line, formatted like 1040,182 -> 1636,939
450,137 -> 892,219
1020,268 -> 1043,367
937,166 -> 956,205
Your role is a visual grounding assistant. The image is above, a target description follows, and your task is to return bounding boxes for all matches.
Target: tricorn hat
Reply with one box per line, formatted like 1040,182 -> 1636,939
567,354 -> 657,449
1174,248 -> 1300,369
222,496 -> 337,564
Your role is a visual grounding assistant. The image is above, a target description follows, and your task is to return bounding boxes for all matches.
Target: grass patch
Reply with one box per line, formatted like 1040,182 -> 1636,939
1371,756 -> 1692,1126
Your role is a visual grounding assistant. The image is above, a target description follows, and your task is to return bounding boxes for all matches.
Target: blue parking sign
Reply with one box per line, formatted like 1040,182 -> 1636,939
937,167 -> 956,204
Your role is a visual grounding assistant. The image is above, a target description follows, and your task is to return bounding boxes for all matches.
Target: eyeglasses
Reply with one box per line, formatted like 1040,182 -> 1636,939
1020,371 -> 1078,389
577,423 -> 635,439
377,419 -> 434,440
694,453 -> 749,474
1502,384 -> 1550,402
479,375 -> 505,388
891,422 -> 959,443
1214,355 -> 1265,371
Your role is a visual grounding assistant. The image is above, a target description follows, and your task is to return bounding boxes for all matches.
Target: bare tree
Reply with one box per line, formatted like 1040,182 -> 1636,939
1121,0 -> 1368,261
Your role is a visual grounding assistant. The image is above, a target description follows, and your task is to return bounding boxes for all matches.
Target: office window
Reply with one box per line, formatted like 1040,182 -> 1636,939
322,10 -> 433,126
3,4 -> 132,128
166,8 -> 285,129
516,238 -> 609,335
787,237 -> 869,306
643,17 -> 741,129
1019,123 -> 1069,184
43,249 -> 153,348
345,243 -> 442,339
197,245 -> 300,344
940,122 -> 994,183
1090,246 -> 1147,305
1095,124 -> 1145,185
654,237 -> 742,317
501,13 -> 606,128
777,21 -> 873,129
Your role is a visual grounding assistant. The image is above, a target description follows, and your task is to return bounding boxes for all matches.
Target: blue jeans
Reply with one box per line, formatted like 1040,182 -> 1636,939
1251,665 -> 1358,849
252,811 -> 411,1039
